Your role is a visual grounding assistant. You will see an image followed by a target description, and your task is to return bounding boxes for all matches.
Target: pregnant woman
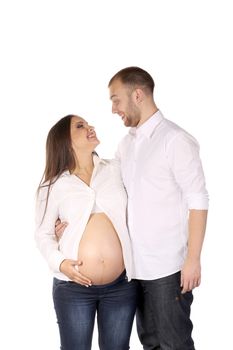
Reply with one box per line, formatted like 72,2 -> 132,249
35,114 -> 138,350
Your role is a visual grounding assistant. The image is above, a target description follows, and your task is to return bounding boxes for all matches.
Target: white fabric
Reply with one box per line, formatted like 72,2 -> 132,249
91,202 -> 103,213
116,110 -> 209,280
35,156 -> 133,281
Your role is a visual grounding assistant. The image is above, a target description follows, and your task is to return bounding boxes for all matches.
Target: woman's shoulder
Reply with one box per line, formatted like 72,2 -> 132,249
101,158 -> 120,168
98,159 -> 123,183
101,158 -> 121,173
37,171 -> 71,200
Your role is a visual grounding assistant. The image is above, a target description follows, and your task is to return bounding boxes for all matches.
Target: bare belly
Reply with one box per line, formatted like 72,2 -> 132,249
77,213 -> 125,285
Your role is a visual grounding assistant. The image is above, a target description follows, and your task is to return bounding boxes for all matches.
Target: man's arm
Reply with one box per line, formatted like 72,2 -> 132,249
181,209 -> 208,293
55,219 -> 68,240
166,132 -> 209,293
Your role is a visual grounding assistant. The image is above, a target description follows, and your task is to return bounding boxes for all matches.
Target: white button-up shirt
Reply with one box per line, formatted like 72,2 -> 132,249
116,110 -> 209,280
35,156 -> 133,281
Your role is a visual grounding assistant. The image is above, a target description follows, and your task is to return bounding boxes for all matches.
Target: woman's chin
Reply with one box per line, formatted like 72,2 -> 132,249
93,139 -> 100,147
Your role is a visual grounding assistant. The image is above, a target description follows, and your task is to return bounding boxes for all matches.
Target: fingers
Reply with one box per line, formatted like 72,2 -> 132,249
181,275 -> 201,294
55,218 -> 61,227
191,276 -> 201,290
60,259 -> 92,286
181,259 -> 201,294
55,222 -> 68,240
181,280 -> 190,294
73,266 -> 92,286
180,273 -> 189,294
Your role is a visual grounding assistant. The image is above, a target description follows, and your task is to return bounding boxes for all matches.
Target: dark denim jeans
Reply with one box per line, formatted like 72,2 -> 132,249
136,271 -> 195,350
53,271 -> 139,350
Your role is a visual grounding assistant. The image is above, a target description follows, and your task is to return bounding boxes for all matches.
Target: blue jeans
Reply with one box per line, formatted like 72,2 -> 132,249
53,271 -> 139,350
136,272 -> 195,350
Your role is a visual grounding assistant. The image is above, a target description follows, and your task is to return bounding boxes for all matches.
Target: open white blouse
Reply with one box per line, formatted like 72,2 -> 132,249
35,156 -> 133,281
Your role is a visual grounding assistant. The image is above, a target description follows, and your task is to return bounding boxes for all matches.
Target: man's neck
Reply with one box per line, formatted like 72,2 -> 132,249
137,105 -> 159,127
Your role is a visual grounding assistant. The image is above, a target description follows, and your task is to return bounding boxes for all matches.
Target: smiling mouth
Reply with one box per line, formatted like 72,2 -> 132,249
87,132 -> 98,141
119,113 -> 125,121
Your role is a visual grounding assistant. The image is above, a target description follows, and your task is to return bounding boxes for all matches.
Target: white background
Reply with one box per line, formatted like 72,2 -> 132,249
0,0 -> 232,349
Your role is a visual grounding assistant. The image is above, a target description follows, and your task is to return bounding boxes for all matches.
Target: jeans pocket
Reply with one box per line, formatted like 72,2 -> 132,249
179,289 -> 193,308
52,278 -> 68,296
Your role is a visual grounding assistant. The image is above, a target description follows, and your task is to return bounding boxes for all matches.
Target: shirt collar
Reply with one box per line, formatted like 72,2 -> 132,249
93,154 -> 107,166
63,154 -> 107,177
129,110 -> 164,139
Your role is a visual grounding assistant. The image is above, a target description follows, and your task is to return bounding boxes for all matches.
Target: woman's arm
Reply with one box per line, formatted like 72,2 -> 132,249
35,186 -> 92,286
35,186 -> 66,272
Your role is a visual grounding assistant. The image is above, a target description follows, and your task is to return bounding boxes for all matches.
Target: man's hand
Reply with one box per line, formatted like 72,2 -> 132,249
180,257 -> 201,294
55,219 -> 68,241
180,209 -> 207,293
60,259 -> 92,286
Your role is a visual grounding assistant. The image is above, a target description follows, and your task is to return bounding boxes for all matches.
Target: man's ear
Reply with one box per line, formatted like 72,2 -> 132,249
133,88 -> 144,104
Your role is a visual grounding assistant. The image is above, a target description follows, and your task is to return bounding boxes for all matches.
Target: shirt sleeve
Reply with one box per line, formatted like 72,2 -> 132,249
166,131 -> 209,210
35,185 -> 66,273
115,143 -> 121,162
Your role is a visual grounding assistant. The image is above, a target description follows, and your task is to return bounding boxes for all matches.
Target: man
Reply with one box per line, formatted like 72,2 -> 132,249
108,67 -> 208,349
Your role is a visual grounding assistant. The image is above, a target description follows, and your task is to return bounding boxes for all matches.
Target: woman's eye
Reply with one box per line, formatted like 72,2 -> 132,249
77,124 -> 83,128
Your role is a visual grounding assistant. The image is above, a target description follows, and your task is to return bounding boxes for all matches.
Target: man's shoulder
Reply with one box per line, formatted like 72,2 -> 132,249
160,118 -> 199,152
162,117 -> 184,134
161,118 -> 196,142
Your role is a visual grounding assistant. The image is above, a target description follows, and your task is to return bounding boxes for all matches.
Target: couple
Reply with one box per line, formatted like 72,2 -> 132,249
35,67 -> 208,350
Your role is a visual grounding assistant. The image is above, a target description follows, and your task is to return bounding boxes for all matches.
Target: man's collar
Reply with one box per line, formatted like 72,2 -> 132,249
129,110 -> 164,139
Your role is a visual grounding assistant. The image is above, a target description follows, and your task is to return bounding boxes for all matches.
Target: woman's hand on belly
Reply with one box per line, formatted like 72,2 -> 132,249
60,259 -> 92,286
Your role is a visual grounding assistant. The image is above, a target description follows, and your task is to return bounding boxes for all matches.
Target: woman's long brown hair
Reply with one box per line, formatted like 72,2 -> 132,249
37,115 -> 76,223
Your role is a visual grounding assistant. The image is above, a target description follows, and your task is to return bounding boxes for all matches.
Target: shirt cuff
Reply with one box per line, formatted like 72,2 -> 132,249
48,250 -> 66,273
186,193 -> 209,210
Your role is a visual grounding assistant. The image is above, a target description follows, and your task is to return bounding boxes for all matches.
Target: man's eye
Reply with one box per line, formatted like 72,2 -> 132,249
77,124 -> 83,128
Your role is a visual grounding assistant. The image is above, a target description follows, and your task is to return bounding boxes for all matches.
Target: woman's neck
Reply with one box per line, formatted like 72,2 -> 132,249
73,152 -> 94,176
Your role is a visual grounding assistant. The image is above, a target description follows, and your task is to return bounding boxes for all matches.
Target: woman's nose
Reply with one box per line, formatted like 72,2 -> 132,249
112,105 -> 117,114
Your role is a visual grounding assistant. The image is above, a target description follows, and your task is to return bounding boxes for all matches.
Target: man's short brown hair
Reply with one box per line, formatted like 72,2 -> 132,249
108,66 -> 155,95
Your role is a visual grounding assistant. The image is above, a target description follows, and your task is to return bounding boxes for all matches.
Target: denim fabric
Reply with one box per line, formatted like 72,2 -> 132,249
136,272 -> 195,350
53,271 -> 138,350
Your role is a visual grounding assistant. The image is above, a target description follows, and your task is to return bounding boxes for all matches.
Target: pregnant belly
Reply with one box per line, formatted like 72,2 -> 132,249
77,213 -> 125,285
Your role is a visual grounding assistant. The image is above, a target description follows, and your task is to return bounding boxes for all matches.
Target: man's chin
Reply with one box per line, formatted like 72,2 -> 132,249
123,118 -> 131,127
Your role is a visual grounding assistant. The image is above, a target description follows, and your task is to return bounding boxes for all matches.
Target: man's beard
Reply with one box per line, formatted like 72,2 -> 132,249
125,102 -> 141,127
